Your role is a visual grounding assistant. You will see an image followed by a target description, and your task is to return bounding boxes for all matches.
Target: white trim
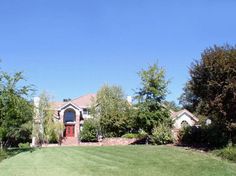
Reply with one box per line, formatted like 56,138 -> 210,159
58,102 -> 82,111
173,109 -> 199,122
64,122 -> 76,125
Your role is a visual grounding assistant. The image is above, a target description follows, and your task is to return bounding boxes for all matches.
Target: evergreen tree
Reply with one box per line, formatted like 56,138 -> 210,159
134,64 -> 172,135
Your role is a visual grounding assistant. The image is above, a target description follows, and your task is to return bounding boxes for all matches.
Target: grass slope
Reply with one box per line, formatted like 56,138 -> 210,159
0,146 -> 235,176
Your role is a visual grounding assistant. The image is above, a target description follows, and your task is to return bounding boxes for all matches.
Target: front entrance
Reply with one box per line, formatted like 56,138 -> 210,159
65,125 -> 75,137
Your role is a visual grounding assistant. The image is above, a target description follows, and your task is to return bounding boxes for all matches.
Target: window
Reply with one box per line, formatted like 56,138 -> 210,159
64,109 -> 76,123
181,120 -> 189,128
83,108 -> 89,115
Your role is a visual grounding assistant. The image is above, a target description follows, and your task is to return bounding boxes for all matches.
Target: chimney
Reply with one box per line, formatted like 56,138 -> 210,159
34,97 -> 40,108
127,96 -> 132,104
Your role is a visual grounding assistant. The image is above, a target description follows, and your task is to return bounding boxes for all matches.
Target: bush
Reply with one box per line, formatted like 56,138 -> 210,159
214,146 -> 236,162
178,125 -> 229,148
18,142 -> 30,149
80,119 -> 98,142
0,150 -> 7,162
150,124 -> 173,145
122,133 -> 139,138
122,131 -> 147,139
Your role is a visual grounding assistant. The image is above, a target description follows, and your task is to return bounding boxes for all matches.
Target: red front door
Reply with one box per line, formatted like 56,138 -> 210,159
65,125 -> 74,137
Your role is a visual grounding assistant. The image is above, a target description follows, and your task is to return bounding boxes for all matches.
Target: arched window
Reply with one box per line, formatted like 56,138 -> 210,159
64,109 -> 76,123
181,120 -> 189,128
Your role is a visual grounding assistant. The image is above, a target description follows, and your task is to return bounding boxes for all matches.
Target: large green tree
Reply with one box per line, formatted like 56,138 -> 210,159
91,85 -> 132,137
134,63 -> 172,135
0,72 -> 34,148
180,45 -> 236,144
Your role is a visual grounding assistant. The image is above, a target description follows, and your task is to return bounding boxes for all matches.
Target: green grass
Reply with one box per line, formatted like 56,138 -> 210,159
0,146 -> 236,176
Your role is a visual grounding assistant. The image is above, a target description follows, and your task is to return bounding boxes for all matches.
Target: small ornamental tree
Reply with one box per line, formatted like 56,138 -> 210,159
134,64 -> 172,134
35,92 -> 64,145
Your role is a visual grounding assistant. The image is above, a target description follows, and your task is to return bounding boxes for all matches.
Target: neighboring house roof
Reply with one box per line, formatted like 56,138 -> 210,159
171,109 -> 199,122
50,93 -> 96,110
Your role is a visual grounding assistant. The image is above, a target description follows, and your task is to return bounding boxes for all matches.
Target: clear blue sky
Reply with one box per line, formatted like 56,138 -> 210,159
0,0 -> 236,103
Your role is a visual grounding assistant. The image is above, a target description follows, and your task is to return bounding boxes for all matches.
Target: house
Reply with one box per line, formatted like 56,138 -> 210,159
170,109 -> 199,140
33,93 -> 199,146
51,93 -> 96,145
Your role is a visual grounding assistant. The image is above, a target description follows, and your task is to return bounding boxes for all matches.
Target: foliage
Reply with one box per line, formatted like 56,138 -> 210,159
163,100 -> 181,111
34,92 -> 64,145
80,119 -> 98,142
91,85 -> 132,137
18,142 -> 30,149
134,63 -> 172,135
150,123 -> 173,145
0,149 -> 7,162
0,72 -> 34,148
178,82 -> 199,112
0,148 -> 35,163
214,146 -> 236,162
122,133 -> 139,139
179,45 -> 236,144
178,125 -> 228,148
122,131 -> 147,139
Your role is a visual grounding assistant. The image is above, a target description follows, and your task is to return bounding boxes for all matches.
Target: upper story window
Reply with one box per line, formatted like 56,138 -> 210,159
64,109 -> 76,123
83,108 -> 89,115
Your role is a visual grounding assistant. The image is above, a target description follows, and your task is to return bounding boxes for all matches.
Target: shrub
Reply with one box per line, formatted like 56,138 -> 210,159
150,123 -> 173,145
214,146 -> 236,162
0,150 -> 7,162
122,133 -> 139,139
178,126 -> 201,144
178,125 -> 229,148
122,131 -> 147,139
80,119 -> 98,142
18,142 -> 30,149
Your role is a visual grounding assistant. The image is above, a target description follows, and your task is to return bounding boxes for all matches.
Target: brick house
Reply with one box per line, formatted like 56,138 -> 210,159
33,93 -> 198,146
51,93 -> 96,145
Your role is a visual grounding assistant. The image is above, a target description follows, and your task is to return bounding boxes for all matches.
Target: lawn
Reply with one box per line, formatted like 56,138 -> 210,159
0,146 -> 235,176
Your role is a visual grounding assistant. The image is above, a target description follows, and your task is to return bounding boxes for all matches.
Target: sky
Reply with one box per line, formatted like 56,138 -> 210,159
0,0 -> 236,103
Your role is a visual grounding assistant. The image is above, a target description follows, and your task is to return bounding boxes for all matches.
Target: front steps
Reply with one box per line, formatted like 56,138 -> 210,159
61,137 -> 78,146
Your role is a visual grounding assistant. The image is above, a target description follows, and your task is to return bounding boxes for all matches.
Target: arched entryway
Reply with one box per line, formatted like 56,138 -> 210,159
64,109 -> 76,137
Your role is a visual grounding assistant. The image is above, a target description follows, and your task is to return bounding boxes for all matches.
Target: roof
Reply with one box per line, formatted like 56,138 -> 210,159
171,109 -> 199,122
50,101 -> 66,109
50,93 -> 96,110
71,93 -> 96,108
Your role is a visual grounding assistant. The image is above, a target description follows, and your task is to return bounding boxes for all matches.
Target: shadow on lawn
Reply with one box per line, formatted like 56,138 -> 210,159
0,148 -> 36,162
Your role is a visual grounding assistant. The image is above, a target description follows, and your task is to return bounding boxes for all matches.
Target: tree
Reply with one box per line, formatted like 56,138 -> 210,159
80,118 -> 99,142
163,100 -> 181,111
178,82 -> 199,112
34,92 -> 64,145
0,72 -> 34,148
180,45 -> 236,145
134,63 -> 172,135
91,85 -> 132,137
